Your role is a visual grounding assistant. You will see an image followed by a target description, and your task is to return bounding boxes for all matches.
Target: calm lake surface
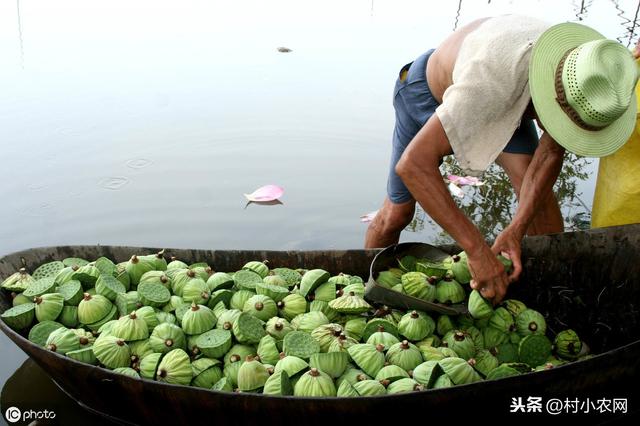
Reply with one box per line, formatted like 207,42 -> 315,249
1,0 -> 638,423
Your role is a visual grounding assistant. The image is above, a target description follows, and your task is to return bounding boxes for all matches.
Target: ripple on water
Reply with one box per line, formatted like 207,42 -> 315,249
99,176 -> 130,190
126,158 -> 154,169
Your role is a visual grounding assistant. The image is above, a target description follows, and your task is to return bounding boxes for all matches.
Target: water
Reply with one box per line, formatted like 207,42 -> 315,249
0,0 -> 638,423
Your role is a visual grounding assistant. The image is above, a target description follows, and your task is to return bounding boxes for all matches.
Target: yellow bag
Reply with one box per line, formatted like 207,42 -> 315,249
591,76 -> 640,228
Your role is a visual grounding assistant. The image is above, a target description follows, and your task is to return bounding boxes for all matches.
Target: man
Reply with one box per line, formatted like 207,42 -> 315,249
365,16 -> 638,304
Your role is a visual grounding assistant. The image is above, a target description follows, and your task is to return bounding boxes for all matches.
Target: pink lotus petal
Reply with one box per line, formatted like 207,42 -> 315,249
244,185 -> 284,202
360,210 -> 379,223
448,182 -> 465,198
446,174 -> 484,187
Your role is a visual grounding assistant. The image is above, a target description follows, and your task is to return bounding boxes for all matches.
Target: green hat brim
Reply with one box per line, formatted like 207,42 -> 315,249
529,22 -> 637,157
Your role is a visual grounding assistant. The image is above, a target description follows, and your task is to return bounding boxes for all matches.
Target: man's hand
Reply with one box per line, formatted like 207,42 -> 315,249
467,244 -> 510,304
491,225 -> 523,283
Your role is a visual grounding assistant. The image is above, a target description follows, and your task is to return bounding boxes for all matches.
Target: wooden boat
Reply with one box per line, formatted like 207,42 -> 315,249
1,225 -> 639,424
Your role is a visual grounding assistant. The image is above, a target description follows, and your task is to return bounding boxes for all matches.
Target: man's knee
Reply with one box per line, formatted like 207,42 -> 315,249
376,200 -> 415,233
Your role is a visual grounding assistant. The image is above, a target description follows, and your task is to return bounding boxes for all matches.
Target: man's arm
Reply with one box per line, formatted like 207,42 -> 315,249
396,114 -> 511,302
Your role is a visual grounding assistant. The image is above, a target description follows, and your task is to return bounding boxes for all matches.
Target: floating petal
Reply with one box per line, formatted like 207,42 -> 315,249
244,185 -> 284,202
360,210 -> 379,223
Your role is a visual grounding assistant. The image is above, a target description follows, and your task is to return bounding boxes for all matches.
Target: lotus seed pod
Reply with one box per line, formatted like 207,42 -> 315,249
107,310 -> 148,342
149,322 -> 186,354
516,309 -> 547,336
95,274 -> 126,302
299,269 -> 331,298
133,305 -> 158,331
352,379 -> 386,396
366,326 -> 400,349
73,264 -> 101,289
347,343 -> 386,377
488,307 -> 516,334
282,330 -> 320,360
509,332 -> 522,345
438,357 -> 482,385
415,260 -> 449,279
115,291 -> 143,317
277,293 -> 307,321
435,276 -> 465,304
222,357 -> 243,388
485,364 -> 522,380
223,344 -> 257,365
78,293 -> 112,325
397,255 -> 418,272
128,339 -> 154,366
328,292 -> 371,314
34,293 -> 65,322
257,335 -> 281,365
262,273 -> 288,288
182,278 -> 210,305
415,335 -> 441,352
483,327 -> 509,350
436,315 -> 456,336
432,374 -> 453,388
232,312 -> 266,345
262,370 -> 293,395
58,306 -> 79,328
309,351 -> 349,379
233,269 -> 263,291
138,271 -> 171,293
27,320 -> 64,346
375,271 -> 401,289
167,258 -> 188,270
212,377 -> 234,392
310,323 -> 345,352
385,340 -> 423,371
230,289 -> 257,311
1,268 -> 35,292
191,358 -> 223,388
265,317 -> 293,341
291,311 -> 329,334
471,349 -> 499,377
419,346 -> 446,362
54,266 -> 79,286
328,332 -> 358,353
207,272 -> 234,292
518,334 -> 552,368
554,329 -> 582,360
156,348 -> 192,386
271,267 -> 302,287
501,299 -> 527,317
387,378 -> 424,394
450,252 -> 472,284
216,309 -> 242,331
175,303 -> 191,326
67,347 -> 98,365
309,300 -> 339,322
11,293 -> 31,307
327,273 -> 351,287
274,354 -> 309,378
343,316 -> 367,341
240,260 -> 268,278
293,368 -> 336,397
187,333 -> 204,357
336,379 -> 359,397
155,311 -> 177,326
336,367 -> 370,388
56,280 -> 83,307
412,360 -> 444,388
93,335 -> 131,369
468,290 -> 494,320
400,272 -> 436,301
113,367 -> 140,379
181,303 -> 216,335
312,281 -> 337,302
45,328 -> 81,355
398,311 -> 435,342
23,277 -> 56,298
124,255 -> 155,287
243,294 -> 277,322
255,282 -> 289,303
361,319 -> 399,343
442,331 -> 476,361
374,364 -> 410,383
208,290 -> 233,311
193,328 -> 231,359
146,250 -> 168,271
391,283 -> 405,293
236,356 -> 270,391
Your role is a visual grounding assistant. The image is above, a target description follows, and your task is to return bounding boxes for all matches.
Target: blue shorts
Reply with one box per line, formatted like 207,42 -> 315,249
387,49 -> 539,204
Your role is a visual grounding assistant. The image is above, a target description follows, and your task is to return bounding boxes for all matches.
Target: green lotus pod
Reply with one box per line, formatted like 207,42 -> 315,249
336,366 -> 370,387
509,332 -> 522,344
471,350 -> 500,378
174,303 -> 190,325
215,309 -> 241,332
260,369 -> 292,395
436,315 -> 456,336
2,268 -> 35,292
366,327 -> 400,349
44,328 -> 80,355
518,334 -> 552,368
113,367 -> 140,379
272,268 -> 302,287
336,379 -> 359,397
191,358 -> 223,388
222,343 -> 255,365
92,335 -> 131,369
435,276 -> 465,304
72,264 -> 101,289
222,357 -> 243,388
291,311 -> 329,333
109,311 -> 149,341
387,377 -> 424,394
274,353 -> 308,378
192,265 -> 214,282
242,294 -> 277,322
443,330 -> 476,360
145,250 -> 168,271
139,271 -> 172,291
307,281 -> 334,303
92,257 -> 115,276
181,303 -> 216,335
255,282 -> 289,303
327,273 -> 351,287
28,320 -> 64,346
86,305 -> 119,332
299,269 -> 330,298
167,257 -> 188,270
212,377 -> 234,392
516,309 -> 547,336
96,318 -> 118,337
419,346 -> 445,362
241,260 -> 269,279
231,312 -> 266,345
400,272 -> 436,301
161,295 -> 184,314
328,292 -> 371,314
494,343 -> 519,364
277,293 -> 307,321
483,327 -> 509,349
283,330 -> 320,359
23,277 -> 57,298
58,306 -> 79,328
62,257 -> 88,267
391,283 -> 405,294
257,335 -> 281,365
265,317 -> 293,341
415,335 -> 441,351
554,329 -> 582,360
438,357 -> 482,385
128,339 -> 154,366
328,332 -> 358,353
375,271 -> 400,289
206,272 -> 234,292
450,252 -> 472,284
124,255 -> 155,287
149,322 -> 186,354
293,368 -> 336,397
353,379 -> 386,396
486,364 -> 522,380
115,291 -> 142,317
347,343 -> 385,377
182,278 -> 210,305
433,374 -> 453,388
488,307 -> 516,334
208,289 -> 233,311
78,293 -> 112,325
502,299 -> 527,317
261,273 -> 287,288
155,311 -> 177,326
69,328 -> 94,348
54,266 -> 79,286
33,261 -> 65,281
169,269 -> 199,296
468,290 -> 494,320
416,260 -> 448,279
343,316 -> 367,341
397,255 -> 417,272
134,305 -> 159,332
233,269 -> 263,291
34,293 -> 64,322
138,352 -> 162,379
56,280 -> 83,307
362,319 -> 399,342
398,311 -> 434,342
464,326 -> 485,351
310,323 -> 345,352
412,360 -> 444,388
156,348 -> 192,385
309,351 -> 349,378
95,274 -> 126,302
375,364 -> 410,383
309,300 -> 339,322
11,293 -> 31,307
385,340 -> 423,371
67,347 -> 98,365
230,289 -> 256,311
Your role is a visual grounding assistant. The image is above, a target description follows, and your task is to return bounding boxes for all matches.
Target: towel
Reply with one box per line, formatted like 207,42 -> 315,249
436,15 -> 551,176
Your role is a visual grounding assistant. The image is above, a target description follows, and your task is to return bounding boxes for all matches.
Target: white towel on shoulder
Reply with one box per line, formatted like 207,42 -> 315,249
436,15 -> 551,176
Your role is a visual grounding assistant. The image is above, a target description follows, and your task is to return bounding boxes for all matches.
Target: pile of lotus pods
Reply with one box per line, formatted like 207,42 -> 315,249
0,251 -> 587,397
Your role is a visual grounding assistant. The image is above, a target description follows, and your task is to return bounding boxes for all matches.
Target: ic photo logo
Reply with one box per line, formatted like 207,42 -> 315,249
4,407 -> 21,423
4,406 -> 56,423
